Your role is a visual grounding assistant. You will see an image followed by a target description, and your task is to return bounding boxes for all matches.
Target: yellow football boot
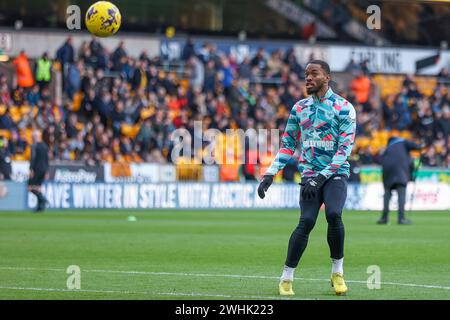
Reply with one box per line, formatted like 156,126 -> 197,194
279,280 -> 295,296
330,273 -> 348,295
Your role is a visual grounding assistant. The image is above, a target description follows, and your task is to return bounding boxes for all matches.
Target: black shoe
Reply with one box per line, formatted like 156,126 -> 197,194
398,218 -> 412,225
377,218 -> 388,225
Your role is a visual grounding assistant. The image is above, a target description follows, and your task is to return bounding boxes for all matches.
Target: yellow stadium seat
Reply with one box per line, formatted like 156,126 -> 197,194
370,146 -> 380,155
180,79 -> 190,90
71,92 -> 84,112
140,107 -> 155,120
53,61 -> 62,72
0,129 -> 11,140
20,105 -> 31,115
24,146 -> 31,160
9,106 -> 21,123
176,156 -> 202,180
23,128 -> 33,145
121,123 -> 141,139
410,150 -> 421,158
220,163 -> 240,182
75,122 -> 84,131
356,137 -> 370,149
372,74 -> 438,98
400,131 -> 412,139
12,154 -> 27,161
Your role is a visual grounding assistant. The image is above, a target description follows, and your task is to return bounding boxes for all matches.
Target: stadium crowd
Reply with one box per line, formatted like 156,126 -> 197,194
0,37 -> 449,181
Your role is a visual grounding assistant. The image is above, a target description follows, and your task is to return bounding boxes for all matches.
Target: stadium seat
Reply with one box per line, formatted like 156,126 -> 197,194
176,156 -> 202,181
9,106 -> 21,123
219,163 -> 240,182
121,123 -> 141,139
71,92 -> 84,112
140,106 -> 155,120
0,129 -> 11,140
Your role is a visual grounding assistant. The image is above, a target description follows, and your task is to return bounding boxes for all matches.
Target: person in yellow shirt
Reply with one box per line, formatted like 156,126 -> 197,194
35,52 -> 52,90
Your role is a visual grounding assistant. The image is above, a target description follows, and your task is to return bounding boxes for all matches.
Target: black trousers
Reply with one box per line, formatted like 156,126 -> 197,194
382,184 -> 406,221
28,170 -> 46,186
285,175 -> 348,268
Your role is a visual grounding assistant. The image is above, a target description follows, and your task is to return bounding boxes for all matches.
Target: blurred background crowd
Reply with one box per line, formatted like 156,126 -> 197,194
0,36 -> 449,182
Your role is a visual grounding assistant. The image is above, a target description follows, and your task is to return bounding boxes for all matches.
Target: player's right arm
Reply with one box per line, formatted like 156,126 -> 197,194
265,104 -> 301,176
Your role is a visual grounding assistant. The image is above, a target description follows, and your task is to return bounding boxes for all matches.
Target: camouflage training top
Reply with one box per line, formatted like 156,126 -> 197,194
266,88 -> 356,179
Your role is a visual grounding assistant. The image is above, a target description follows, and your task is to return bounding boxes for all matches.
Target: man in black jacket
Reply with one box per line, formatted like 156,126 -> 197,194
377,136 -> 422,225
28,130 -> 50,212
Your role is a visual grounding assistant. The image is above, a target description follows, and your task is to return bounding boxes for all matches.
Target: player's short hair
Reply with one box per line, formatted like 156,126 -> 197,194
308,60 -> 331,75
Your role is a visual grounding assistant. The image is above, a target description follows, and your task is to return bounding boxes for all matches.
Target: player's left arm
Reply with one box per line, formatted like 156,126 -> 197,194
319,102 -> 356,179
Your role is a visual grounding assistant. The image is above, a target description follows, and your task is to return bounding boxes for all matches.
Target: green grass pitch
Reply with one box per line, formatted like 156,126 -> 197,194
0,209 -> 449,300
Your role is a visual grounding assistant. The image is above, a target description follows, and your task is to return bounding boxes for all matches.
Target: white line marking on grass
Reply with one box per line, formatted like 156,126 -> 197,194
1,266 -> 449,291
0,285 -> 303,300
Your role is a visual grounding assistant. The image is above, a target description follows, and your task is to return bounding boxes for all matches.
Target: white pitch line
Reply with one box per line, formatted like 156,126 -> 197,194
0,266 -> 449,291
0,285 -> 304,300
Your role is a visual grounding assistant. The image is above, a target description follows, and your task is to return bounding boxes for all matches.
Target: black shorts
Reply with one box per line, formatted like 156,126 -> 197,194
300,174 -> 348,213
28,171 -> 46,186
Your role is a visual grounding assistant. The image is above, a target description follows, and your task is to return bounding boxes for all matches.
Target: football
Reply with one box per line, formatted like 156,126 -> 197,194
85,1 -> 121,37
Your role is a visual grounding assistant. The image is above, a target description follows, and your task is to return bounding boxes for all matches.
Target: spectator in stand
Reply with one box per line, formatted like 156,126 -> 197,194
284,48 -> 304,78
0,135 -> 12,180
27,85 -> 40,106
1,37 -> 448,171
349,70 -> 371,109
267,50 -> 284,78
56,37 -> 75,91
393,90 -> 412,130
251,48 -> 267,71
0,83 -> 11,105
187,55 -> 204,91
34,52 -> 52,91
89,37 -> 104,60
360,59 -> 370,75
112,41 -> 127,71
182,38 -> 196,61
345,58 -> 361,74
132,60 -> 150,91
97,47 -> 111,71
438,67 -> 449,79
66,60 -> 83,99
218,55 -> 234,93
13,50 -> 35,89
56,37 -> 75,66
302,22 -> 316,42
0,106 -> 14,130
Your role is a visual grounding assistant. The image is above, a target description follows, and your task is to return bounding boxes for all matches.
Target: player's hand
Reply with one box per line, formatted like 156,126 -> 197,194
29,170 -> 34,179
257,175 -> 274,199
301,174 -> 327,201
